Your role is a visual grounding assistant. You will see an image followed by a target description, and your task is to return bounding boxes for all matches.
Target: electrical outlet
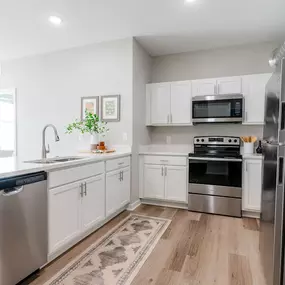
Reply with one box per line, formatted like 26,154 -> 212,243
166,136 -> 171,144
123,133 -> 128,142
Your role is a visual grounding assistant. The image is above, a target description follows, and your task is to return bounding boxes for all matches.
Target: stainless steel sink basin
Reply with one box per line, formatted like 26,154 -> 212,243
25,156 -> 85,164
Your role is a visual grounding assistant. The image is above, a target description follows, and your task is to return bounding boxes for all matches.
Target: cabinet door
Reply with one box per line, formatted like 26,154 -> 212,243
49,182 -> 81,254
170,81 -> 192,124
81,174 -> 105,231
143,164 -> 165,199
121,167 -> 131,207
243,159 -> 262,212
217,77 -> 242,94
192,79 -> 217,97
242,74 -> 271,124
151,83 -> 171,124
106,169 -> 122,217
165,166 -> 187,202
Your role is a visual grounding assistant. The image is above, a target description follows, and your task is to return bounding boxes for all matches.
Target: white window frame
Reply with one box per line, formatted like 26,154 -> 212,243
0,88 -> 17,157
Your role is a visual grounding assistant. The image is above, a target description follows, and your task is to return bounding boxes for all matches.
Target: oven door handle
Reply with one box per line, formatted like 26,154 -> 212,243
189,157 -> 242,162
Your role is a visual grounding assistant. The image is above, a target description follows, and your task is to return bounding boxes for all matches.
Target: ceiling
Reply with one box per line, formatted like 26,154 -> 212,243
0,0 -> 284,60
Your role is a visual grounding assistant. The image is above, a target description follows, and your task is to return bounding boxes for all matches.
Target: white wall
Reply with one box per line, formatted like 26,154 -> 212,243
131,39 -> 152,203
0,38 -> 133,161
152,42 -> 278,83
150,42 -> 279,144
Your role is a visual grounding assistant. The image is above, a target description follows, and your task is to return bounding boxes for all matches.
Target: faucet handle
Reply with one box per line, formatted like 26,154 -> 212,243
46,144 -> 50,154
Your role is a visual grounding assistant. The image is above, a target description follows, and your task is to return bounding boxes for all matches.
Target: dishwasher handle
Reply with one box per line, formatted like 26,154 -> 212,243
2,186 -> 24,196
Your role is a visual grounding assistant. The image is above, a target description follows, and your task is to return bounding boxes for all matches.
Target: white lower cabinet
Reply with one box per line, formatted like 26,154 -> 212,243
243,158 -> 262,212
165,166 -> 187,202
106,166 -> 131,217
49,181 -> 82,254
144,164 -> 165,199
81,174 -> 105,230
143,162 -> 187,203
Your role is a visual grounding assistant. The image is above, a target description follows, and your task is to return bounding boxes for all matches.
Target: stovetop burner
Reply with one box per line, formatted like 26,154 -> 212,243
189,136 -> 241,158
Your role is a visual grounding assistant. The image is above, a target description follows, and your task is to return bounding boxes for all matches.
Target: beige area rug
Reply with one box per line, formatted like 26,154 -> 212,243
45,214 -> 171,285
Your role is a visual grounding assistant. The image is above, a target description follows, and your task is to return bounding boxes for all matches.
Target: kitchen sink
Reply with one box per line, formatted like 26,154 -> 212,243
25,156 -> 85,164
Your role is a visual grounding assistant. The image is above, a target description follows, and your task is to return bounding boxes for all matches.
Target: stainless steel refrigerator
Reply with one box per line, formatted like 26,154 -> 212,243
260,56 -> 285,285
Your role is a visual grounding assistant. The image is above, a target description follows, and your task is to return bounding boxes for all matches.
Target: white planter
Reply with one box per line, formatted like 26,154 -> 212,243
90,133 -> 99,151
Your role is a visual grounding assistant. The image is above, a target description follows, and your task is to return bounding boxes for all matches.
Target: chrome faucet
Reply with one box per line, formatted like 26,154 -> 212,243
42,124 -> 60,159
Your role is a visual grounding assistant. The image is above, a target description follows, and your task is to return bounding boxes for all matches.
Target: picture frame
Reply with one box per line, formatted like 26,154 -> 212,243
81,96 -> 99,120
101,95 -> 121,122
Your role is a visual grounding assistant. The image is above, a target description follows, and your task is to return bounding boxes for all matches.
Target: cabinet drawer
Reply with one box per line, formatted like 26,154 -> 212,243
106,156 -> 131,172
144,155 -> 187,166
49,162 -> 104,188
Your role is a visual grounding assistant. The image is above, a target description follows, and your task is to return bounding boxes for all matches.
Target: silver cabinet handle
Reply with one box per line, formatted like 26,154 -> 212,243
80,183 -> 84,197
84,182 -> 87,196
167,114 -> 169,124
245,162 -> 247,172
170,114 -> 173,123
2,186 -> 24,197
161,167 -> 164,176
122,171 -> 124,181
217,83 -> 219,94
118,172 -> 121,181
165,167 -> 167,176
118,162 -> 124,166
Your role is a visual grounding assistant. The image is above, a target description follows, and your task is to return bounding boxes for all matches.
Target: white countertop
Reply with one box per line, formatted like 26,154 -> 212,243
139,144 -> 193,156
0,149 -> 131,179
139,144 -> 263,159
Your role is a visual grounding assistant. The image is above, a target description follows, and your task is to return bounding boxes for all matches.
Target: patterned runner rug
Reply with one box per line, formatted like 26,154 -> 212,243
45,214 -> 171,285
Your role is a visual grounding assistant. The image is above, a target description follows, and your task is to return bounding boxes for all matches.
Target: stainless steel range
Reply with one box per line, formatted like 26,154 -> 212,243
188,136 -> 242,217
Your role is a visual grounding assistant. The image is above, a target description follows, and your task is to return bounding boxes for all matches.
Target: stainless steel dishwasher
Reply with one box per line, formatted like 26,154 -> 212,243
0,171 -> 48,285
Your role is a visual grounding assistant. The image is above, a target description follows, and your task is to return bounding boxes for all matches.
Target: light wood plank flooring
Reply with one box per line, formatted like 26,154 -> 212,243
25,205 -> 266,285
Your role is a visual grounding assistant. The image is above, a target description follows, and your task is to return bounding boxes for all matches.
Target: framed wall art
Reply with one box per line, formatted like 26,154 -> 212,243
101,95 -> 121,122
81,96 -> 99,120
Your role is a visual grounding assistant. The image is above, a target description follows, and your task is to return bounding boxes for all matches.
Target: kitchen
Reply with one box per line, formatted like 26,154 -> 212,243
0,1 -> 285,285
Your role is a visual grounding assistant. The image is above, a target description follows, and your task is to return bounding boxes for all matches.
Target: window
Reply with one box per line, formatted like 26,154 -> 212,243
0,89 -> 16,157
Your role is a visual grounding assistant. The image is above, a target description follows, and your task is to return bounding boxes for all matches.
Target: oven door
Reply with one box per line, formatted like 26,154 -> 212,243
189,157 -> 242,198
192,95 -> 243,123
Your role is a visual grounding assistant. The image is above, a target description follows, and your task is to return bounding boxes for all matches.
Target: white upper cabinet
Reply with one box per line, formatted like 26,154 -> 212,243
150,83 -> 171,124
242,73 -> 271,125
144,164 -> 165,199
243,159 -> 262,212
81,175 -> 105,231
192,79 -> 217,97
192,77 -> 241,97
170,81 -> 192,124
216,76 -> 242,94
165,166 -> 187,203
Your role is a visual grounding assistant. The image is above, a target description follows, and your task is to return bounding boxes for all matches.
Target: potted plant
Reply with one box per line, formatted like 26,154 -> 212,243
66,110 -> 109,151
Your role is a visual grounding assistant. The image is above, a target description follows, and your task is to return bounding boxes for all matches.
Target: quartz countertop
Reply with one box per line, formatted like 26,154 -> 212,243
139,144 -> 263,160
139,144 -> 193,156
0,149 -> 131,179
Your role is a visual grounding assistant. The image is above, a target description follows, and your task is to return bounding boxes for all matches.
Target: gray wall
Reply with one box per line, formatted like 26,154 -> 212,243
0,38 -> 133,161
150,42 -> 279,144
131,39 -> 152,203
152,42 -> 278,83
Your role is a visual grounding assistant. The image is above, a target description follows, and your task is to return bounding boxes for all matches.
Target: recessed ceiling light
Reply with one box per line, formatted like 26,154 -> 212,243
49,16 -> 62,26
185,0 -> 197,3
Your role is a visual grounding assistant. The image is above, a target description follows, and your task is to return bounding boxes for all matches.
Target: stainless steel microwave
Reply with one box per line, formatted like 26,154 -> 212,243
192,94 -> 243,124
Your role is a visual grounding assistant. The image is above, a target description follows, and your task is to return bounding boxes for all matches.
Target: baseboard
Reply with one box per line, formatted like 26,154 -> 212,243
141,198 -> 188,210
127,199 -> 141,211
242,210 -> 260,219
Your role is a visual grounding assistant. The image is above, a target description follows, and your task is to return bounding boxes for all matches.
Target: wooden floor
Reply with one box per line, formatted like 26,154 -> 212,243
26,205 -> 266,285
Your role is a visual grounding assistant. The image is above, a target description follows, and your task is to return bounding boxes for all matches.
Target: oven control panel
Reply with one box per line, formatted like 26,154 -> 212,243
194,136 -> 240,146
